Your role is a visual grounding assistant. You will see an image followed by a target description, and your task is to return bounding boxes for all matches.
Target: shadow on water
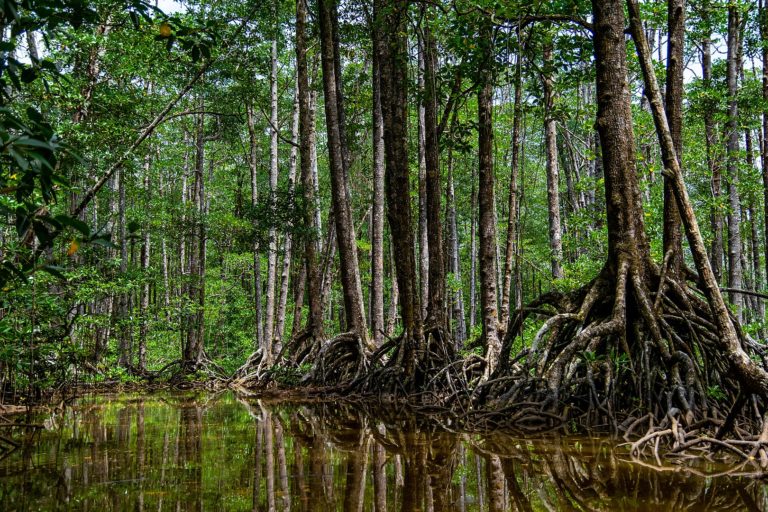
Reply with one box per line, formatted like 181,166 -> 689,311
0,391 -> 765,511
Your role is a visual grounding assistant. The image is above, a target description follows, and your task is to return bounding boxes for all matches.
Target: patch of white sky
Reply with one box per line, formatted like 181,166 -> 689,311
156,0 -> 185,15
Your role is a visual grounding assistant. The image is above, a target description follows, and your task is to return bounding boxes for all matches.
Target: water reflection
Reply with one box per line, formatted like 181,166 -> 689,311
0,392 -> 764,511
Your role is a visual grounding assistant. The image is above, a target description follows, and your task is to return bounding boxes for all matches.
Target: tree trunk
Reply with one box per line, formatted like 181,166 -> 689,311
543,42 -> 564,280
377,0 -> 423,375
296,0 -> 324,342
761,0 -> 768,296
318,0 -> 368,342
701,18 -> 724,283
418,42 -> 429,324
423,15 -> 445,330
184,106 -> 206,364
725,4 -> 743,320
446,132 -> 466,344
264,34 -> 279,362
501,46 -> 523,330
662,0 -> 685,276
246,104 -> 264,349
477,19 -> 501,375
371,20 -> 386,347
274,84 -> 300,350
117,161 -> 130,367
138,154 -> 151,371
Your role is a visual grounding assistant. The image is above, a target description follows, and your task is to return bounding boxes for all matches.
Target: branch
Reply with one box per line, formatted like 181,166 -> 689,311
71,6 -> 260,220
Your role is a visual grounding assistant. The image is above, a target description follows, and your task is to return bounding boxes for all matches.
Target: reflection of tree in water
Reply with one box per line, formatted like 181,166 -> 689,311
1,395 -> 766,510
177,400 -> 203,512
274,400 -> 767,511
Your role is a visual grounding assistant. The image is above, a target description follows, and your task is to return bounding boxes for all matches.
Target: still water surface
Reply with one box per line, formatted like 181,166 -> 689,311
0,391 -> 765,511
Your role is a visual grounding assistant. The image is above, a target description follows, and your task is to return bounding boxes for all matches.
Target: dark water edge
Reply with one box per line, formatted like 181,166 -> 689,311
0,391 -> 765,511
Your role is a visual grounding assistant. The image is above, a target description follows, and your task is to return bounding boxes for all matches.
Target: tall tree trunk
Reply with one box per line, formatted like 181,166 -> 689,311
446,134 -> 466,344
296,0 -> 324,342
542,42 -> 564,280
246,104 -> 264,349
726,5 -> 743,320
265,34 -> 280,362
318,0 -> 368,342
185,106 -> 206,364
701,17 -> 723,283
377,0 -> 423,376
274,85 -> 300,350
501,46 -> 523,330
423,15 -> 445,330
761,0 -> 768,295
418,42 -> 429,324
469,167 -> 477,334
662,0 -> 685,276
138,154 -> 151,371
371,21 -> 386,347
116,161 -> 130,367
477,19 -> 501,375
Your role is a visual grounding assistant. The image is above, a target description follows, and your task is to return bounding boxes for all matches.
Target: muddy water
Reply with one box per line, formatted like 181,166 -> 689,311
0,392 -> 764,511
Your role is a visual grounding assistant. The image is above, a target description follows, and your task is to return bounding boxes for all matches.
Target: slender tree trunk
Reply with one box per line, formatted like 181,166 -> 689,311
418,42 -> 429,324
318,0 -> 368,342
371,23 -> 386,347
446,135 -> 466,344
185,106 -> 206,364
296,0 -> 324,342
662,0 -> 685,276
138,154 -> 151,371
377,0 -> 422,374
247,104 -> 264,349
702,23 -> 723,283
423,16 -> 445,330
469,167 -> 477,334
761,0 -> 768,295
501,46 -> 523,330
264,34 -> 280,362
543,43 -> 564,280
477,19 -> 501,375
726,5 -> 743,320
274,85 -> 300,350
116,161 -> 130,367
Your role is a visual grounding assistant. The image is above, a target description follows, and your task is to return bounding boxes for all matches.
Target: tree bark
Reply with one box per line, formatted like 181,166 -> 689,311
761,0 -> 768,297
662,0 -> 685,276
371,19 -> 386,347
265,34 -> 279,362
377,0 -> 423,374
185,106 -> 206,364
446,130 -> 466,344
423,15 -> 446,329
296,0 -> 324,342
477,19 -> 501,375
246,104 -> 264,350
542,42 -> 564,280
274,84 -> 300,349
318,0 -> 368,342
501,46 -> 523,330
725,4 -> 743,320
701,16 -> 723,284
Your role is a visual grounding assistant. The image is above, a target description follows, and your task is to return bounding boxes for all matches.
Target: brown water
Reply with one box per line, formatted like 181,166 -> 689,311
0,391 -> 765,511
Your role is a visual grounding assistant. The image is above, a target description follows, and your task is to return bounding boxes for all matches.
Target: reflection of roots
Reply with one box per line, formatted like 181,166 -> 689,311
478,254 -> 767,463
